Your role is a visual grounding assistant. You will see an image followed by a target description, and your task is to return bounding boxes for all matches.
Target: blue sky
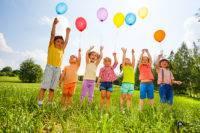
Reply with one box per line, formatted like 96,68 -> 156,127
0,0 -> 199,74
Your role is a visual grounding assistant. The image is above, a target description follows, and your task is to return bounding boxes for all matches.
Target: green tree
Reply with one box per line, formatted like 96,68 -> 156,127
19,58 -> 43,83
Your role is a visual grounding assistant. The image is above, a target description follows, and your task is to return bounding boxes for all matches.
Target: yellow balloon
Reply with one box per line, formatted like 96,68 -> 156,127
113,13 -> 125,28
138,7 -> 148,19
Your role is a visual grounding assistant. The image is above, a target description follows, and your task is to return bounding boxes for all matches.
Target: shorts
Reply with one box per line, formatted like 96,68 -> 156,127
41,64 -> 61,90
140,82 -> 154,99
159,84 -> 173,105
63,82 -> 76,96
100,82 -> 113,92
121,83 -> 134,94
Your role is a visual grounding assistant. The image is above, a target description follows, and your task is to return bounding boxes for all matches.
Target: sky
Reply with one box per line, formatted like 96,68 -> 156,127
0,0 -> 200,75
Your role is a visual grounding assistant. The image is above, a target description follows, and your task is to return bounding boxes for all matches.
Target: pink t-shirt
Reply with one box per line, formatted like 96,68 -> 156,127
158,68 -> 174,85
139,64 -> 154,81
99,62 -> 118,82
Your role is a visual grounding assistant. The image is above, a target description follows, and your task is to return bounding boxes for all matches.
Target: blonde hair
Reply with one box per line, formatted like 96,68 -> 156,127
104,57 -> 111,62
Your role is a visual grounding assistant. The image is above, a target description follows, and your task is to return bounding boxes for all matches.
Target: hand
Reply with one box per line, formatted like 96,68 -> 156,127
113,52 -> 117,56
59,82 -> 61,87
53,18 -> 59,25
132,49 -> 135,54
89,45 -> 94,50
100,46 -> 104,51
121,48 -> 127,53
96,82 -> 100,88
176,81 -> 182,85
158,53 -> 163,58
78,48 -> 81,53
66,27 -> 71,34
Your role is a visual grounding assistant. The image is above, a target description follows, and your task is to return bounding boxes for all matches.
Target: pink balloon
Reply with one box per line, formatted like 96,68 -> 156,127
97,7 -> 108,22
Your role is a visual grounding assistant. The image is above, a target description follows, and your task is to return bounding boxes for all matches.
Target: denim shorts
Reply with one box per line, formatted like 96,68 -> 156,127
121,82 -> 134,94
140,82 -> 154,99
159,84 -> 173,105
100,82 -> 113,92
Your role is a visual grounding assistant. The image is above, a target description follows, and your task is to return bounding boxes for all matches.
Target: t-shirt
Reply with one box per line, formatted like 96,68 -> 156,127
139,64 -> 154,81
158,68 -> 174,85
122,65 -> 135,84
63,64 -> 79,84
47,42 -> 64,67
99,62 -> 118,82
84,63 -> 97,80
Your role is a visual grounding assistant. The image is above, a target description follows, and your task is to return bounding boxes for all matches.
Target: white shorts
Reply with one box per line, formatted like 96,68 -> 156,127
41,64 -> 61,90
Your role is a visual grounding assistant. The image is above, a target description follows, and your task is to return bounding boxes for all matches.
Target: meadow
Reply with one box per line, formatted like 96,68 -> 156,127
0,76 -> 200,133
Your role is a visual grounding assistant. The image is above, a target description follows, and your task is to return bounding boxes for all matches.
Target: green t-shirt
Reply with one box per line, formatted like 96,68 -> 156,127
122,65 -> 135,84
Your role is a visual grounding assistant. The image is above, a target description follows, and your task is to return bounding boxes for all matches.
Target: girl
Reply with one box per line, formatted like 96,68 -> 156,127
138,49 -> 154,111
97,53 -> 118,110
80,46 -> 103,104
156,54 -> 182,105
38,18 -> 70,107
120,48 -> 135,110
60,48 -> 81,108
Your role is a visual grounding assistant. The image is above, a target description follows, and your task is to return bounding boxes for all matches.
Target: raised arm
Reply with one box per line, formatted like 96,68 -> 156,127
131,49 -> 135,68
77,48 -> 81,67
155,54 -> 163,73
139,49 -> 145,66
49,18 -> 59,46
96,46 -> 104,66
113,52 -> 118,67
146,49 -> 152,64
121,48 -> 127,67
86,46 -> 94,64
63,28 -> 71,49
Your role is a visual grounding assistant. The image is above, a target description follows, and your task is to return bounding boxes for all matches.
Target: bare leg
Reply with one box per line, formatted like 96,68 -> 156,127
120,94 -> 126,111
100,90 -> 106,110
149,99 -> 154,107
106,91 -> 111,111
139,99 -> 144,111
126,94 -> 132,109
38,88 -> 46,101
48,89 -> 54,103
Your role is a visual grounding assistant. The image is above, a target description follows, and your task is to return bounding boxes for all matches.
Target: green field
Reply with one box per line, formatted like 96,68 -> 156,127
0,76 -> 200,132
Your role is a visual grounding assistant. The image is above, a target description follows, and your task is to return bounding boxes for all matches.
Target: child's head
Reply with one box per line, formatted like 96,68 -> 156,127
54,36 -> 64,49
89,51 -> 99,62
141,56 -> 150,65
159,59 -> 169,68
124,58 -> 131,66
69,55 -> 78,64
103,57 -> 111,67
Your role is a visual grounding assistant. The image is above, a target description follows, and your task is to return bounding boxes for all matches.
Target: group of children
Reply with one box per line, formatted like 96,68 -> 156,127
37,18 -> 182,111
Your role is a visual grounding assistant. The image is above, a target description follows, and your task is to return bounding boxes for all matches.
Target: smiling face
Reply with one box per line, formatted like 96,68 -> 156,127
69,55 -> 77,64
103,57 -> 111,67
124,58 -> 131,65
89,51 -> 98,62
54,38 -> 64,49
160,60 -> 169,68
142,56 -> 149,65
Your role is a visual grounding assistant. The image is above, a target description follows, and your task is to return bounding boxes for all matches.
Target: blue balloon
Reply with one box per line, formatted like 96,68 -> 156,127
125,13 -> 136,26
56,2 -> 68,15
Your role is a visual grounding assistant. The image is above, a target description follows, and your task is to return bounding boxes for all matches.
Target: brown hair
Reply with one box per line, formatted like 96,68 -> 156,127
89,51 -> 100,59
104,57 -> 111,62
54,36 -> 64,42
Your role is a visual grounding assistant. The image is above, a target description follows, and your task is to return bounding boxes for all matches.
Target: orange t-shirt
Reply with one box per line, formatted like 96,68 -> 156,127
63,64 -> 79,84
139,64 -> 154,81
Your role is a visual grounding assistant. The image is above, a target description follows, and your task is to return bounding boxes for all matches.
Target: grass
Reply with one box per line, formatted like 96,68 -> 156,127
0,76 -> 200,132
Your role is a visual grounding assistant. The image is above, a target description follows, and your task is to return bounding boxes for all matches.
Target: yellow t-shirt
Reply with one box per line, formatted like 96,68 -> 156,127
47,42 -> 64,67
122,65 -> 135,84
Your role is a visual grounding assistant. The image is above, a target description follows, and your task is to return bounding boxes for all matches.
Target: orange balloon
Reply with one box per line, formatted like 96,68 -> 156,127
154,30 -> 166,43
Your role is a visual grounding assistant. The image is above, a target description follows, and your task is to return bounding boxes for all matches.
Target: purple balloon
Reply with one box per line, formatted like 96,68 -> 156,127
97,7 -> 108,22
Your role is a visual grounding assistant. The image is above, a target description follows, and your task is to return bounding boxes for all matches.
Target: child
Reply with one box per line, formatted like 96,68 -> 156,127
37,18 -> 71,107
156,54 -> 182,105
80,46 -> 103,104
138,49 -> 154,110
60,48 -> 81,108
120,48 -> 135,110
97,53 -> 118,110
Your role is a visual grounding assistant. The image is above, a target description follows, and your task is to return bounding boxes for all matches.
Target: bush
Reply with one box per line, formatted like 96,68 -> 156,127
0,72 -> 7,76
1,66 -> 12,73
19,59 -> 43,83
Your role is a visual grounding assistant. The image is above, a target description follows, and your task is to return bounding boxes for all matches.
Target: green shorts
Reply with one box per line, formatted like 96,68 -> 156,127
121,83 -> 134,94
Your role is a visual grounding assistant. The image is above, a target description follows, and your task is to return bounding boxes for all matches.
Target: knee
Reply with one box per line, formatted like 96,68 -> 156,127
101,94 -> 106,99
106,95 -> 111,100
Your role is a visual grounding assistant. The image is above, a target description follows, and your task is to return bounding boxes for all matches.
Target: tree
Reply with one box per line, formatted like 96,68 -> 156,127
19,58 -> 43,83
1,66 -> 12,73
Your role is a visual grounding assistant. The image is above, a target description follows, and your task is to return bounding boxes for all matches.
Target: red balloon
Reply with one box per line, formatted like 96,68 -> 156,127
75,17 -> 87,32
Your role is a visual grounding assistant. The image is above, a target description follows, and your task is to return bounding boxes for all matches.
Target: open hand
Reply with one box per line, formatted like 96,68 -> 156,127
121,48 -> 127,53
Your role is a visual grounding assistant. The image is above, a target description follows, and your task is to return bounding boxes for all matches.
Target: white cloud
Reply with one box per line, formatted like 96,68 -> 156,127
0,33 -> 13,53
183,16 -> 200,46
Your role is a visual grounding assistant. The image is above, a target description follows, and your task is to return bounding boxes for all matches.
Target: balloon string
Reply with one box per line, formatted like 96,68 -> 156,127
114,29 -> 119,52
79,32 -> 82,48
